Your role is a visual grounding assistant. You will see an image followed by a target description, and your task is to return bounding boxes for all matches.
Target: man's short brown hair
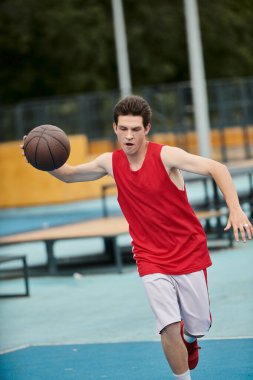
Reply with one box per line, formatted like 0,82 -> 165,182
113,95 -> 152,128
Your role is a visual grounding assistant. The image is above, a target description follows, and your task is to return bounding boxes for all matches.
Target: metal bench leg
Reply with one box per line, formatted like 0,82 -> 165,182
111,237 -> 123,274
22,256 -> 30,296
0,255 -> 30,297
45,240 -> 57,275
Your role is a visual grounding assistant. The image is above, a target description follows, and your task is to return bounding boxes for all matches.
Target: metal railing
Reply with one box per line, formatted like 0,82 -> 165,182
1,77 -> 253,158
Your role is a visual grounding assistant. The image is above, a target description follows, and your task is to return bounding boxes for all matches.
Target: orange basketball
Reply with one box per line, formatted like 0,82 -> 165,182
24,125 -> 70,171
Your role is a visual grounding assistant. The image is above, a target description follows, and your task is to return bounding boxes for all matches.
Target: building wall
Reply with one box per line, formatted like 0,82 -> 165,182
0,135 -> 115,208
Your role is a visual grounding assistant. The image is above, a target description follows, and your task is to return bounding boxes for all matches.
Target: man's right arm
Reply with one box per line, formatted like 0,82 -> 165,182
21,135 -> 113,183
49,152 -> 113,183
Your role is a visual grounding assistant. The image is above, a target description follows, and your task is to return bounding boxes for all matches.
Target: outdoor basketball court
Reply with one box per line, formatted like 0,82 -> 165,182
1,339 -> 253,380
0,236 -> 253,379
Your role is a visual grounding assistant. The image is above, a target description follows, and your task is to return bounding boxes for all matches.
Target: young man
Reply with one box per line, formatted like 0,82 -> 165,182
22,95 -> 252,379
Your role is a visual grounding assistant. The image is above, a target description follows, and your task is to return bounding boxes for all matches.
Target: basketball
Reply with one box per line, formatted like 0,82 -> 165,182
24,125 -> 70,171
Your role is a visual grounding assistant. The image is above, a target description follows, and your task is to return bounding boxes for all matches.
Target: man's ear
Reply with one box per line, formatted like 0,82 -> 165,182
144,123 -> 151,135
113,122 -> 117,134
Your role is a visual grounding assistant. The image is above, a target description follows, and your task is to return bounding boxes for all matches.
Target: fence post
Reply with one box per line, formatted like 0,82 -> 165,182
14,104 -> 24,140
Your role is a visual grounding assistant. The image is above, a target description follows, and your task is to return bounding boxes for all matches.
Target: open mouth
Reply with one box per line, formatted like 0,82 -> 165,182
125,143 -> 134,146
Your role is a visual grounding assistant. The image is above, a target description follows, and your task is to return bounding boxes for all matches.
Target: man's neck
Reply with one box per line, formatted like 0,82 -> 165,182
126,140 -> 149,171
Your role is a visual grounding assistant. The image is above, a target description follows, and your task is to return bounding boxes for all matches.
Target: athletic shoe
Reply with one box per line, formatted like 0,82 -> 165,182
180,320 -> 201,370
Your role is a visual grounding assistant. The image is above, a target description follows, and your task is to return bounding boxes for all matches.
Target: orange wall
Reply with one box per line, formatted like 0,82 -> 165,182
1,127 -> 251,208
0,135 -> 115,208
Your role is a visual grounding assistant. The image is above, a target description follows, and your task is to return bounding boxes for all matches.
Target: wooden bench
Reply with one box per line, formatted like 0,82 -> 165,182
0,217 -> 128,275
0,210 -> 231,275
0,255 -> 30,297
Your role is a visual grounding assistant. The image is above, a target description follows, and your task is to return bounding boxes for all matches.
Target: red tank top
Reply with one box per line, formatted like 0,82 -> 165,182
112,142 -> 212,276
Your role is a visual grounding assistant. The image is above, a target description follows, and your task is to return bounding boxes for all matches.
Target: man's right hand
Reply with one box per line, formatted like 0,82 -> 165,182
20,136 -> 28,163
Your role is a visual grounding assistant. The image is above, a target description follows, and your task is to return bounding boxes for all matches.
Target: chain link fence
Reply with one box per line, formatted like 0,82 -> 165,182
1,77 -> 253,151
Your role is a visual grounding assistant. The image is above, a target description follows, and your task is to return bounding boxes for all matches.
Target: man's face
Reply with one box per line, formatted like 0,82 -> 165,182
113,115 -> 150,155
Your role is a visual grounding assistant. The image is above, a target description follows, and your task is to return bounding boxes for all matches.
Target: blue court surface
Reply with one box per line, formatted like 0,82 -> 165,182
0,339 -> 253,380
1,240 -> 253,380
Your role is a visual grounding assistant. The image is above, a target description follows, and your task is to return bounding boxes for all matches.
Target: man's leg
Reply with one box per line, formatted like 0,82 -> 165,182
180,321 -> 202,370
161,322 -> 191,379
174,270 -> 211,370
141,273 -> 193,378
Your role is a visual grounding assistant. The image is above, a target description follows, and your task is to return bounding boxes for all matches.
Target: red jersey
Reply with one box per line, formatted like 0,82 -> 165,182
112,142 -> 212,276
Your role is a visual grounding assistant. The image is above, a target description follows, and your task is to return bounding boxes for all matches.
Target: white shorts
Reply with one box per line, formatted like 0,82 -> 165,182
142,270 -> 212,335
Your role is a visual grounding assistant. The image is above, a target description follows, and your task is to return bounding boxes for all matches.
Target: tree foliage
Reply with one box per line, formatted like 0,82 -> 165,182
0,0 -> 253,104
0,0 -> 116,103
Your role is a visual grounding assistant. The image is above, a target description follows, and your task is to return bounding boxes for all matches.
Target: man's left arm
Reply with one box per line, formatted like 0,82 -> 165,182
162,146 -> 253,242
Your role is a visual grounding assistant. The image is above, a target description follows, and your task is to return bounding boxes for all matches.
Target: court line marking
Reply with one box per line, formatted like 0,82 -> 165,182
202,336 -> 253,340
0,344 -> 30,355
1,336 -> 253,355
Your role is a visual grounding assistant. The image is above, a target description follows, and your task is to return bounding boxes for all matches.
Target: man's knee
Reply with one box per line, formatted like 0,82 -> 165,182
160,321 -> 182,344
161,321 -> 180,333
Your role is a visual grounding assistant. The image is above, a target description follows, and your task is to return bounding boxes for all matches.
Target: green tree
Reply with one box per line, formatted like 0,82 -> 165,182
0,0 -> 116,103
0,0 -> 253,105
125,0 -> 188,85
199,0 -> 253,79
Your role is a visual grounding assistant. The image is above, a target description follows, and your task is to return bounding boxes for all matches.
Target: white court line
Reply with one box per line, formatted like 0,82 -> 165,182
1,336 -> 253,355
202,336 -> 253,340
0,344 -> 30,355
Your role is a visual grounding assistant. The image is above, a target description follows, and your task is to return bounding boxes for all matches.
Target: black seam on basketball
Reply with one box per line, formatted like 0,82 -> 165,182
24,136 -> 40,166
44,138 -> 56,169
43,132 -> 66,139
41,128 -> 64,133
27,128 -> 48,138
43,134 -> 69,155
32,127 -> 62,135
24,128 -> 46,151
24,135 -> 41,149
29,127 -> 46,133
34,131 -> 50,168
34,137 -> 40,168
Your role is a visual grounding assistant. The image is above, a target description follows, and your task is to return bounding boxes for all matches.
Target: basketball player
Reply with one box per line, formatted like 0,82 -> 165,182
22,95 -> 253,379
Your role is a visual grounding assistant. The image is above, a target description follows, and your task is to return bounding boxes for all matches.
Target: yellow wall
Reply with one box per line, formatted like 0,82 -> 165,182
0,135 -> 115,208
1,127 -> 251,208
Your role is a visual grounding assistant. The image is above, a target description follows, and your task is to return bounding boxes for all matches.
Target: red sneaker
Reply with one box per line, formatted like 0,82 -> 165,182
180,321 -> 201,370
